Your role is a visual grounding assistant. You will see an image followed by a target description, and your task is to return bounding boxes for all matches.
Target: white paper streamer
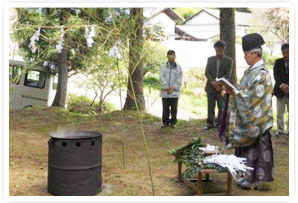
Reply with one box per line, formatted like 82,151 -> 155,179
89,25 -> 95,37
29,27 -> 41,53
56,26 -> 64,53
203,154 -> 254,180
84,26 -> 89,38
109,40 -> 121,59
85,25 -> 95,48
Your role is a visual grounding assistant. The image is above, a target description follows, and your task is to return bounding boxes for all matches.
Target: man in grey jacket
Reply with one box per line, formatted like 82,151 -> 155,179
160,50 -> 183,128
204,40 -> 233,130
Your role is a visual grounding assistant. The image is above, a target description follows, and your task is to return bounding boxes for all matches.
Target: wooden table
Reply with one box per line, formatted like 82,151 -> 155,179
177,161 -> 233,196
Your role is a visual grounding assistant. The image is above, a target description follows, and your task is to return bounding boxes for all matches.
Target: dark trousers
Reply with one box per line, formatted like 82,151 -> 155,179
162,98 -> 178,125
207,91 -> 224,127
235,130 -> 274,183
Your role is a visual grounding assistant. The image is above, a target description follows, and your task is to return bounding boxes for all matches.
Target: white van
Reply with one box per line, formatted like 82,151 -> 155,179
9,59 -> 58,109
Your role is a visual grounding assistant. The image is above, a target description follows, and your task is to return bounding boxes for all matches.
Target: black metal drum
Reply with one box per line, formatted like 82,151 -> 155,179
48,131 -> 102,196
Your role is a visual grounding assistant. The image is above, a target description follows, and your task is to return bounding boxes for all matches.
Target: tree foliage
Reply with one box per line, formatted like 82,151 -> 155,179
250,8 -> 289,43
172,7 -> 202,21
12,8 -> 114,71
76,47 -> 127,112
143,42 -> 168,76
12,7 -> 165,108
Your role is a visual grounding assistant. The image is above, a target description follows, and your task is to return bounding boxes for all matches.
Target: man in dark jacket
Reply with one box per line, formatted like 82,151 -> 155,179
204,40 -> 233,130
273,43 -> 289,137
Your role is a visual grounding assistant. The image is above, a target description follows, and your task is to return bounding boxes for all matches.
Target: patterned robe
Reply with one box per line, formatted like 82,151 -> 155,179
226,60 -> 274,183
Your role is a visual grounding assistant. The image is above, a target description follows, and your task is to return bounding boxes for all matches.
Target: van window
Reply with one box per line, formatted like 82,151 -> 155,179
24,70 -> 46,89
52,75 -> 58,90
9,65 -> 22,85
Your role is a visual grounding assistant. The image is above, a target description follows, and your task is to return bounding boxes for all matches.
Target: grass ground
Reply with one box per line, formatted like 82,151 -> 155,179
9,107 -> 289,196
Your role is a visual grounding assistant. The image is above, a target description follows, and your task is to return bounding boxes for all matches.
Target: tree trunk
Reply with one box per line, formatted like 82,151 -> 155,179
220,8 -> 236,84
123,8 -> 145,111
52,48 -> 69,107
52,8 -> 69,107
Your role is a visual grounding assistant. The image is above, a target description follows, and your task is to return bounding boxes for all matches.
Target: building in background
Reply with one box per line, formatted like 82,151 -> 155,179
144,8 -> 184,40
176,8 -> 253,41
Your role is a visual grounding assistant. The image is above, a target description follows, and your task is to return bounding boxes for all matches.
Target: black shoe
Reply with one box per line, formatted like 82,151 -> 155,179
203,126 -> 214,131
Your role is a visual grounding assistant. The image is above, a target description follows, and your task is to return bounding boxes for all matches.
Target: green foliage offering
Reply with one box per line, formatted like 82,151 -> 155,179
168,137 -> 203,162
168,138 -> 225,179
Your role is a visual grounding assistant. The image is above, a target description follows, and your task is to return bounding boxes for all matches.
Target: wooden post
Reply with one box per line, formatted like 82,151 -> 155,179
227,171 -> 232,195
197,172 -> 203,196
178,161 -> 182,182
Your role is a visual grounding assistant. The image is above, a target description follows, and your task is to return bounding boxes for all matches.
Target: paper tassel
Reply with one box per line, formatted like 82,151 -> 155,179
203,154 -> 254,180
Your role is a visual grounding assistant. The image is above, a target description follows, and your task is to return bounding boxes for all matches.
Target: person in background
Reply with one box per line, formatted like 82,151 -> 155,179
204,40 -> 233,130
225,33 -> 274,189
273,43 -> 289,137
159,50 -> 183,128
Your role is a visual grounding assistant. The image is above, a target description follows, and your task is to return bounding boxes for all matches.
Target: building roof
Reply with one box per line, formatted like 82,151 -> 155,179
176,25 -> 219,40
183,8 -> 252,26
145,8 -> 184,23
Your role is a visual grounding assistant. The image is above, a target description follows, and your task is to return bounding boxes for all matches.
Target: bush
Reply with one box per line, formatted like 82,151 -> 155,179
184,68 -> 207,89
143,74 -> 160,90
265,55 -> 281,67
263,50 -> 282,67
67,94 -> 116,114
181,68 -> 207,97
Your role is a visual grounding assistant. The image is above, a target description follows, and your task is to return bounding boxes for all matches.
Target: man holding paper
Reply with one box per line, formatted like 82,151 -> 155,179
224,33 -> 274,189
204,40 -> 233,130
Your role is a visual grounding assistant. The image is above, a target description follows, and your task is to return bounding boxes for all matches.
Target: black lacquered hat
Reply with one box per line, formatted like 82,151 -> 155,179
242,33 -> 265,52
